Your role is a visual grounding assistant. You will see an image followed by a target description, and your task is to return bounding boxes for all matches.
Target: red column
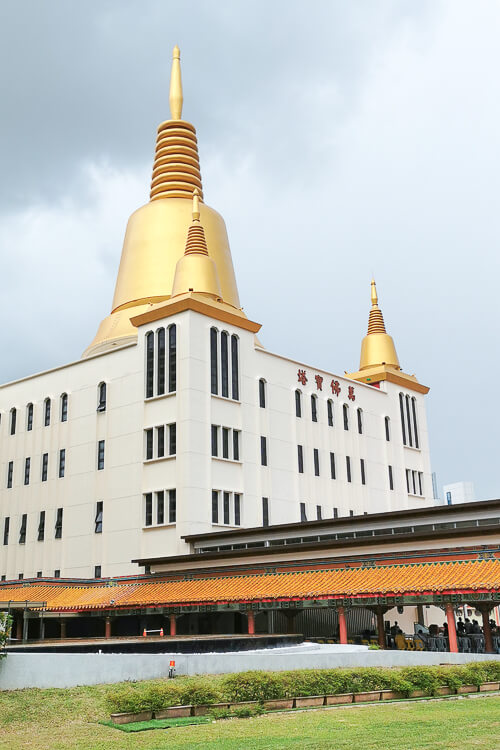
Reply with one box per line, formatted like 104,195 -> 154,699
480,606 -> 494,654
169,614 -> 177,637
445,603 -> 458,653
15,616 -> 22,642
338,606 -> 348,644
247,610 -> 255,635
105,617 -> 112,639
60,619 -> 66,639
376,608 -> 386,649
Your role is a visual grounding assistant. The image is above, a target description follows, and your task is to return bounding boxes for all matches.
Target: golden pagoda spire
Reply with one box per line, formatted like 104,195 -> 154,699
169,45 -> 183,120
171,189 -> 222,298
359,279 -> 400,370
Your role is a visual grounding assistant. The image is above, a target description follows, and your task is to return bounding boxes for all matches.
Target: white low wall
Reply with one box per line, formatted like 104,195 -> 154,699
1,645 -> 500,691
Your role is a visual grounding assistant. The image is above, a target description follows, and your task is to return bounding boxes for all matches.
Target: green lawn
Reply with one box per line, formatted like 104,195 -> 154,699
0,684 -> 499,750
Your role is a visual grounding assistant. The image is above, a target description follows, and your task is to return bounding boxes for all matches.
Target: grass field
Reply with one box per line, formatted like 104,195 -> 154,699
0,683 -> 499,750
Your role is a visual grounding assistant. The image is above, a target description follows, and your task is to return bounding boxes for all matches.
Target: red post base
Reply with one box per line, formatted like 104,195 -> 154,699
247,610 -> 255,635
338,606 -> 348,644
169,615 -> 177,637
445,603 -> 458,653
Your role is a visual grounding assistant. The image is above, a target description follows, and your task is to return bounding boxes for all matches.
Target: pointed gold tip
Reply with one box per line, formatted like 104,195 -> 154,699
371,279 -> 378,307
192,188 -> 200,222
169,45 -> 183,120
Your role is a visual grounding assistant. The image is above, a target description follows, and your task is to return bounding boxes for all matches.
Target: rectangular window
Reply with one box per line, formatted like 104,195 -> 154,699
3,517 -> 9,545
360,458 -> 366,485
44,400 -> 51,427
333,507 -> 338,519
222,427 -> 229,458
94,565 -> 101,578
262,497 -> 269,527
327,400 -> 334,427
41,453 -> 48,482
157,425 -> 165,458
406,395 -> 413,447
261,436 -> 267,466
211,425 -> 219,457
145,428 -> 153,460
168,325 -> 176,393
27,405 -> 33,431
406,469 -> 411,493
313,448 -> 320,476
145,493 -> 153,526
61,395 -> 68,423
54,569 -> 60,579
349,510 -> 354,517
343,405 -> 349,431
311,396 -> 317,422
233,430 -> 240,461
19,513 -> 27,544
399,393 -> 407,445
168,423 -> 176,455
97,440 -> 105,470
385,416 -> 390,442
169,489 -> 176,523
156,490 -> 165,525
212,490 -> 219,524
36,571 -> 42,578
38,511 -> 45,541
418,472 -> 423,496
388,465 -> 394,490
59,449 -> 65,478
221,332 -> 229,398
10,409 -> 16,435
346,456 -> 352,483
412,470 -> 417,495
95,501 -> 103,533
7,461 -> 13,489
157,328 -> 166,396
146,331 -> 154,398
316,505 -> 322,520
295,390 -> 302,418
231,335 -> 239,400
297,445 -> 304,473
330,452 -> 336,480
24,457 -> 30,485
300,502 -> 307,522
210,328 -> 218,395
412,398 -> 419,449
55,508 -> 63,539
234,493 -> 241,526
223,491 -> 230,525
259,379 -> 266,408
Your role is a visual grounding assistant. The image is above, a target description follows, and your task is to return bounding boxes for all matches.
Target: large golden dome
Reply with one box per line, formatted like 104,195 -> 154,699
83,47 -> 241,358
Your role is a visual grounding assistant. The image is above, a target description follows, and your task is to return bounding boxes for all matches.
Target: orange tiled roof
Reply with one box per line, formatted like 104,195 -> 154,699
1,559 -> 499,612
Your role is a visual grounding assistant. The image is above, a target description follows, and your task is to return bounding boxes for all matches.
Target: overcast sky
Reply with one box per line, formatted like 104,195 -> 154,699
0,1 -> 499,499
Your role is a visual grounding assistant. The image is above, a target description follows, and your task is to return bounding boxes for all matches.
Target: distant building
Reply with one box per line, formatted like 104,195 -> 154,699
443,482 -> 475,506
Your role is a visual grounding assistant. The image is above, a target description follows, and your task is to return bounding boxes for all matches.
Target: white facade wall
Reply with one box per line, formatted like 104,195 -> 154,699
443,481 -> 475,505
0,307 -> 433,580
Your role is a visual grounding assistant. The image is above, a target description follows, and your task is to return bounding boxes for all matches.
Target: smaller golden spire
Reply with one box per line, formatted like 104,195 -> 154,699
169,45 -> 183,120
171,190 -> 222,298
359,279 -> 400,370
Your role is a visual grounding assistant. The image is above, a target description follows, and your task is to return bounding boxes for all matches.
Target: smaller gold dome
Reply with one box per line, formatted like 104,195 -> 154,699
171,189 -> 222,298
359,280 -> 400,370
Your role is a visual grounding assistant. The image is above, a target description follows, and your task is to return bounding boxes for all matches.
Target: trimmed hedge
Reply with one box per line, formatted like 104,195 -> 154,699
106,662 -> 500,714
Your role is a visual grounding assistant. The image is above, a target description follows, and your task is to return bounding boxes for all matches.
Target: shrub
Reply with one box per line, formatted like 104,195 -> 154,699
209,707 -> 232,720
460,663 -> 487,687
399,667 -> 440,695
232,704 -> 265,718
483,661 -> 500,681
177,681 -> 222,706
221,671 -> 283,702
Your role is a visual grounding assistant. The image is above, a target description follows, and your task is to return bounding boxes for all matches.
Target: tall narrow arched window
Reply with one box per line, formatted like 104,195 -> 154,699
399,393 -> 407,445
44,398 -> 51,427
10,407 -> 17,436
231,335 -> 239,400
357,408 -> 363,435
221,331 -> 229,397
168,324 -> 176,392
210,327 -> 218,395
259,378 -> 266,408
157,328 -> 166,396
97,382 -> 107,412
311,394 -> 318,422
26,403 -> 34,432
327,399 -> 334,427
295,390 -> 302,418
343,403 -> 349,431
145,331 -> 154,398
405,394 -> 413,447
384,416 -> 390,442
60,393 -> 68,422
411,397 -> 419,449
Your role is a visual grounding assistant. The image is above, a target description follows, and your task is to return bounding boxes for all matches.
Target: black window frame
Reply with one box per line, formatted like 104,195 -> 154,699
311,394 -> 318,422
97,440 -> 105,471
295,390 -> 302,418
262,497 -> 269,527
38,510 -> 45,541
330,452 -> 336,479
259,378 -> 266,408
24,457 -> 30,486
313,448 -> 320,476
19,513 -> 27,544
297,444 -> 304,473
60,393 -> 68,423
346,455 -> 352,483
327,399 -> 334,427
41,453 -> 48,482
97,382 -> 107,412
44,398 -> 51,427
95,501 -> 103,533
260,436 -> 267,466
55,508 -> 63,539
343,403 -> 349,431
58,448 -> 65,478
27,403 -> 33,431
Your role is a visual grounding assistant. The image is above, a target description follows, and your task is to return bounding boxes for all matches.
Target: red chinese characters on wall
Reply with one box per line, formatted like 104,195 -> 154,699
297,369 -> 308,385
315,375 -> 323,391
330,379 -> 341,397
348,386 -> 356,402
